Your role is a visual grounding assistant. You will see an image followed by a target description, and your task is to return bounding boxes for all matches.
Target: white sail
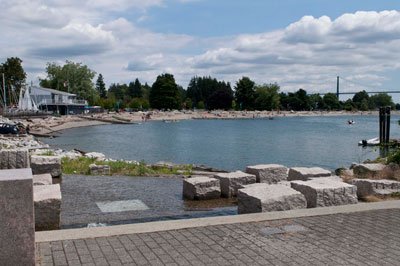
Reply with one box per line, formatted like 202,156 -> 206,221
18,88 -> 24,110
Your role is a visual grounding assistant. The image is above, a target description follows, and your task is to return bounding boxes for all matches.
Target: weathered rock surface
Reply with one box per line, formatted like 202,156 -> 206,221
34,184 -> 62,230
350,179 -> 400,197
237,184 -> 307,214
89,164 -> 111,175
33,173 -> 52,186
183,176 -> 221,200
0,169 -> 35,266
0,149 -> 30,169
85,152 -> 106,161
30,155 -> 62,178
245,164 -> 288,183
288,167 -> 332,181
291,177 -> 358,208
352,163 -> 386,178
214,171 -> 256,197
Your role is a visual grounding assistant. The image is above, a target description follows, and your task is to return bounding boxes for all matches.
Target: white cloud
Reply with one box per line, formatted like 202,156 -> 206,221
1,4 -> 400,95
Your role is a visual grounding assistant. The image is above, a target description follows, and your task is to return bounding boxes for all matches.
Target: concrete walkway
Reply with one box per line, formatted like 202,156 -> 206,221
36,201 -> 400,266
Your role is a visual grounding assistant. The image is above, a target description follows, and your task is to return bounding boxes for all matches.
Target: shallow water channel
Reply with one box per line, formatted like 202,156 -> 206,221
61,175 -> 236,228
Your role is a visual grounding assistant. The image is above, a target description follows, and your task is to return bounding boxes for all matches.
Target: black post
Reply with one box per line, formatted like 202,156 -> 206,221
379,107 -> 383,144
385,106 -> 391,143
336,76 -> 339,100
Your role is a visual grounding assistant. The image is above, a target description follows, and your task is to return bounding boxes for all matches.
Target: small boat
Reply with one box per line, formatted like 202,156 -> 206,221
358,137 -> 380,146
347,120 -> 355,125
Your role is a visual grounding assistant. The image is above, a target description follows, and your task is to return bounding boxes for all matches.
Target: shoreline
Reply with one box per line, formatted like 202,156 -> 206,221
16,110 -> 397,136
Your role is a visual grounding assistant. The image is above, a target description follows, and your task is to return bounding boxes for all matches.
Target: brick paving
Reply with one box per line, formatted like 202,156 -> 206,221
36,208 -> 400,266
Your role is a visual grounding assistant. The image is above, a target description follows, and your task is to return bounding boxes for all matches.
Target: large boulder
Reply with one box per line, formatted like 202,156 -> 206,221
245,164 -> 288,184
351,163 -> 386,178
291,177 -> 358,208
33,174 -> 52,186
183,176 -> 221,200
288,167 -> 332,181
214,171 -> 256,197
89,164 -> 111,175
30,155 -> 62,178
349,179 -> 400,197
33,184 -> 61,230
237,184 -> 307,214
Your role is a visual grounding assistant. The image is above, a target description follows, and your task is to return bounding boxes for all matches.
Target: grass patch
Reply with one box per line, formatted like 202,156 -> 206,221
61,157 -> 192,176
41,150 -> 55,156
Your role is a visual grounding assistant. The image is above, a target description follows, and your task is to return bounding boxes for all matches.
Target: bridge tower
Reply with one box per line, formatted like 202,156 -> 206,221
336,76 -> 339,99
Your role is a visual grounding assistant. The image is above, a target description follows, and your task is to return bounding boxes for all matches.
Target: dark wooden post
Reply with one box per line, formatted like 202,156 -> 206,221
385,106 -> 391,143
379,107 -> 384,144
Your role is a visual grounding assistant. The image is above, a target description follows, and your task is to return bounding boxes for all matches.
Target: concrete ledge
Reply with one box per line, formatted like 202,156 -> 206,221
36,200 -> 400,243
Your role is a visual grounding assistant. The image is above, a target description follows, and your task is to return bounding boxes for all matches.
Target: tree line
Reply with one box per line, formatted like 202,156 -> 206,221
0,57 -> 398,111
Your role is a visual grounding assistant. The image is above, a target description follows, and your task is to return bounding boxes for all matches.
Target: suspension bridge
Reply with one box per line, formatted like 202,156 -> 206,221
318,76 -> 400,98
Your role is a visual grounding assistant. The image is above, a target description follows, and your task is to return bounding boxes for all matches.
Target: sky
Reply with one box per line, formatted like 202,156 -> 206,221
1,0 -> 400,101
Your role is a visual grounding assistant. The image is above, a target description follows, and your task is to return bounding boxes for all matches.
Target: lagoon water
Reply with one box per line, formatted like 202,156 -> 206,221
42,115 -> 400,171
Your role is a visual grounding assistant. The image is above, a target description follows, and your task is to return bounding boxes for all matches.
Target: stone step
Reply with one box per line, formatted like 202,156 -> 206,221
291,177 -> 358,208
33,184 -> 62,230
183,176 -> 221,200
245,164 -> 288,184
349,179 -> 400,197
237,183 -> 307,214
214,171 -> 256,198
288,167 -> 332,181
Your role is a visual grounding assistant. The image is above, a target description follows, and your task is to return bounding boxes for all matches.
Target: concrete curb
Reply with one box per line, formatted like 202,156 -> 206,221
36,200 -> 400,242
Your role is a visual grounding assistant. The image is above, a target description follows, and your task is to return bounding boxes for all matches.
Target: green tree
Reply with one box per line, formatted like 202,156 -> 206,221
309,94 -> 325,110
234,77 -> 255,110
185,98 -> 193,109
197,101 -> 205,109
129,98 -> 142,110
208,86 -> 234,110
107,83 -> 127,100
128,78 -> 142,98
95,74 -> 107,98
0,57 -> 27,104
149,73 -> 182,110
40,60 -> 98,105
368,93 -> 394,109
352,90 -> 369,110
254,83 -> 280,110
323,93 -> 341,110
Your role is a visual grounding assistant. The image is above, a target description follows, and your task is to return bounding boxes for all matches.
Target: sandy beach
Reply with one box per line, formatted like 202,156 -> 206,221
10,109 -> 396,137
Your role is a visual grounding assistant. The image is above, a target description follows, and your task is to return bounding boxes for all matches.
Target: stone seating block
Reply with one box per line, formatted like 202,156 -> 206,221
288,167 -> 332,181
30,155 -> 62,178
352,163 -> 386,178
34,184 -> 62,230
245,164 -> 288,183
183,176 -> 221,200
0,149 -> 29,169
0,168 -> 35,266
17,150 -> 30,168
33,173 -> 53,186
291,177 -> 358,208
214,171 -> 256,197
89,164 -> 111,175
350,179 -> 400,197
237,184 -> 307,214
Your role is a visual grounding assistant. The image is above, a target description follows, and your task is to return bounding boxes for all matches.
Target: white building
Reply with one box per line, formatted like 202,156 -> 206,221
30,86 -> 88,115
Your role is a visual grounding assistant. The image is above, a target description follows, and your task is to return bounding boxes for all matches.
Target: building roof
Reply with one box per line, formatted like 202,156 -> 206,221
31,86 -> 77,97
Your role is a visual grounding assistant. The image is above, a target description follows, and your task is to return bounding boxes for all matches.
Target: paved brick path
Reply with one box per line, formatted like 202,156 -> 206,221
36,209 -> 400,266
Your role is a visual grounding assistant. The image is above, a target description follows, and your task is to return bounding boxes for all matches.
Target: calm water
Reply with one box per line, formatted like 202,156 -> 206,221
42,115 -> 400,171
